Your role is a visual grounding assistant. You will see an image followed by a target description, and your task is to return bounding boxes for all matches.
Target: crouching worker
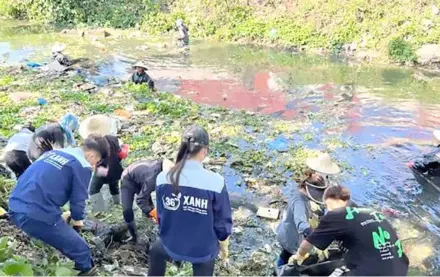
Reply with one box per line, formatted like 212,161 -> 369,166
79,114 -> 127,212
148,125 -> 233,276
27,113 -> 79,162
8,135 -> 110,275
290,186 -> 409,276
121,159 -> 174,243
4,124 -> 35,178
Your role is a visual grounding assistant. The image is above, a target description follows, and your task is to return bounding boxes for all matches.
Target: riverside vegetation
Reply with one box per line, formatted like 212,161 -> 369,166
2,0 -> 440,64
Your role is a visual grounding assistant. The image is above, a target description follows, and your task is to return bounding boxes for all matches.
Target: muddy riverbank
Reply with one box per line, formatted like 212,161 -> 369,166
1,19 -> 440,275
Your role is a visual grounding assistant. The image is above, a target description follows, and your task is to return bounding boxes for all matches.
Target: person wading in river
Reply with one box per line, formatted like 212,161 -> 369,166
175,19 -> 189,47
79,115 -> 128,212
120,159 -> 174,244
8,135 -> 109,276
290,185 -> 409,276
51,43 -> 72,67
276,153 -> 342,268
131,61 -> 155,90
148,125 -> 232,276
408,129 -> 440,175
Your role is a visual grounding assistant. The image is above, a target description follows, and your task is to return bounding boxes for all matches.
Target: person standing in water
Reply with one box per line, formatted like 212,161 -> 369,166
8,135 -> 110,276
79,115 -> 128,212
148,125 -> 232,276
120,158 -> 174,244
51,43 -> 72,67
175,19 -> 189,47
131,61 -> 155,90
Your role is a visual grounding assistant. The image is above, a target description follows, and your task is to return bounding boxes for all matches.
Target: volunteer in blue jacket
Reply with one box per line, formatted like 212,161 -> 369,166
8,134 -> 109,276
149,125 -> 233,276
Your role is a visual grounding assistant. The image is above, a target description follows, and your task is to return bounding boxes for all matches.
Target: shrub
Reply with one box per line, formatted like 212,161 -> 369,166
388,38 -> 416,63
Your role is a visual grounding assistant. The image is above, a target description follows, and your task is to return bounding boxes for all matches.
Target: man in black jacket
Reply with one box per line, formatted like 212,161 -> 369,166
120,159 -> 174,243
409,130 -> 440,175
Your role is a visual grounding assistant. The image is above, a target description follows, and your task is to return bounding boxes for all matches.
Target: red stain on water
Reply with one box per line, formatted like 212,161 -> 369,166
176,72 -> 299,119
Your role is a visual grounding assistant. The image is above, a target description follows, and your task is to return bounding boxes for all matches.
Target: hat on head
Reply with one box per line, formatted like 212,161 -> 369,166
306,152 -> 341,175
434,130 -> 440,142
175,19 -> 183,26
183,125 -> 209,147
79,115 -> 118,139
132,61 -> 148,70
52,43 -> 66,53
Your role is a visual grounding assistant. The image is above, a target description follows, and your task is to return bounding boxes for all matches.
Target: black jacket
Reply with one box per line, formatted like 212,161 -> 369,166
96,135 -> 123,182
131,72 -> 154,90
122,159 -> 162,215
413,146 -> 440,175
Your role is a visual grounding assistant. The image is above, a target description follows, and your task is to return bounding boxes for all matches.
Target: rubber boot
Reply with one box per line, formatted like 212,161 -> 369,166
112,194 -> 120,205
126,221 -> 138,244
90,193 -> 106,213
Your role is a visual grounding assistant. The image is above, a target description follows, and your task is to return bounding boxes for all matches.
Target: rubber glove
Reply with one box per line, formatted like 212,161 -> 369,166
71,219 -> 84,233
61,211 -> 71,223
219,237 -> 230,261
288,252 -> 310,265
0,207 -> 8,219
148,208 -> 158,224
316,249 -> 329,261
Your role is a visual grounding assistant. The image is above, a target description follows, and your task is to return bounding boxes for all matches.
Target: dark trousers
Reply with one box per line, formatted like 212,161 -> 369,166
148,240 -> 215,276
9,212 -> 93,272
121,182 -> 136,223
278,248 -> 293,266
5,150 -> 31,178
89,175 -> 119,195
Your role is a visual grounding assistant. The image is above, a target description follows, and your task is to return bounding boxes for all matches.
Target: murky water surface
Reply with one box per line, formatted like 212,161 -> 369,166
2,20 -> 440,273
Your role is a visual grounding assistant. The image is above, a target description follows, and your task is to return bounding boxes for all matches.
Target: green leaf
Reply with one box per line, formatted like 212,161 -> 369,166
2,259 -> 34,276
0,238 -> 7,249
55,266 -> 73,276
0,270 -> 6,276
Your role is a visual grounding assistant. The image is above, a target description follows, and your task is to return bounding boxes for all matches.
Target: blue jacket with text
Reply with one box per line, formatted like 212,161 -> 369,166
9,148 -> 92,224
156,160 -> 232,263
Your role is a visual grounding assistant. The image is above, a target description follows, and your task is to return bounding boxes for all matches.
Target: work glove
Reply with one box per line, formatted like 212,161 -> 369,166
61,211 -> 71,223
218,237 -> 230,262
124,221 -> 138,244
71,219 -> 84,233
0,207 -> 8,219
288,252 -> 310,266
148,208 -> 158,224
316,249 -> 329,262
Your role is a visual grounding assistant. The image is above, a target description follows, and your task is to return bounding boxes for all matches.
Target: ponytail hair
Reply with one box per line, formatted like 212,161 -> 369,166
167,135 -> 206,194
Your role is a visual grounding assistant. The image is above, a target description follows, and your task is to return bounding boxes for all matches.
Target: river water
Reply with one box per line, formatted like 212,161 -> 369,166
2,20 -> 440,273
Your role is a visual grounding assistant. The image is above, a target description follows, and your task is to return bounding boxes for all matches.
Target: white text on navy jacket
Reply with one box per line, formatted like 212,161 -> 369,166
156,160 -> 232,264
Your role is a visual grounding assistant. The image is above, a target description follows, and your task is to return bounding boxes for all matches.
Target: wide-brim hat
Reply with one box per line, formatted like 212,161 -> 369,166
52,43 -> 66,53
306,153 -> 341,175
434,130 -> 440,142
79,115 -> 118,139
132,61 -> 148,70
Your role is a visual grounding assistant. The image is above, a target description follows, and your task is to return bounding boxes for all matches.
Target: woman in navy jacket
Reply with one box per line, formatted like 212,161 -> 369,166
149,125 -> 233,276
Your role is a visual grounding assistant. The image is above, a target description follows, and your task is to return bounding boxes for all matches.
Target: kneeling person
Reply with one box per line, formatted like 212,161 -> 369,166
121,159 -> 174,243
8,135 -> 109,275
292,186 -> 409,276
